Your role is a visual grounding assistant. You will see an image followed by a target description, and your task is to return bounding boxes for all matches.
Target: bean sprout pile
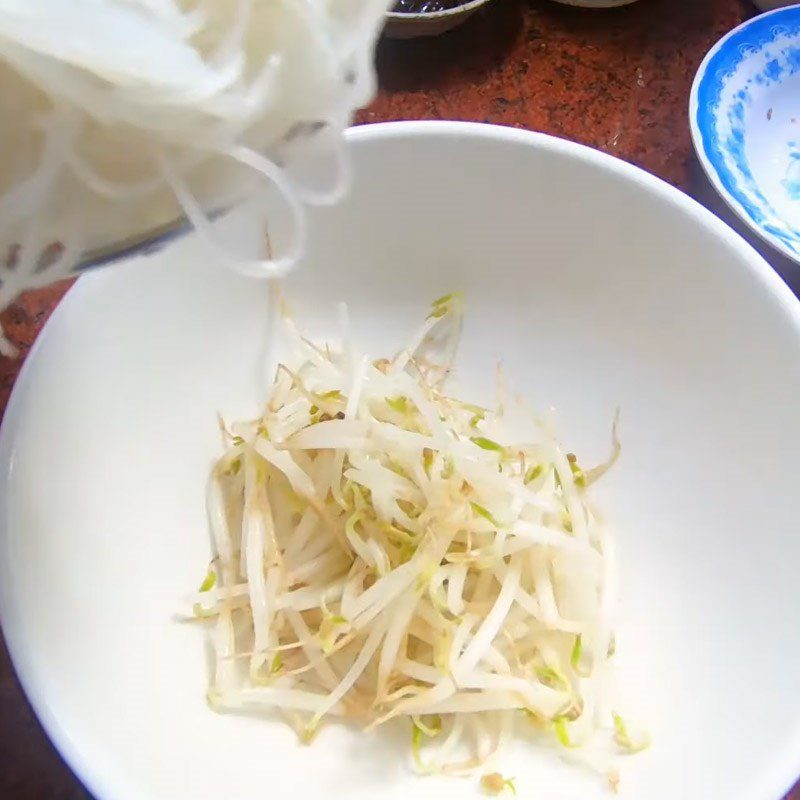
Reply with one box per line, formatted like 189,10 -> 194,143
192,295 -> 645,787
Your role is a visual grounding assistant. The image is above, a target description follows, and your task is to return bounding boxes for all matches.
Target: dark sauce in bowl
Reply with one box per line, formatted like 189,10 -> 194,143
392,0 -> 468,12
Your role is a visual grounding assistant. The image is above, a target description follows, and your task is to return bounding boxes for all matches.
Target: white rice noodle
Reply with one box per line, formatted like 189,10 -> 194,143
0,0 -> 392,350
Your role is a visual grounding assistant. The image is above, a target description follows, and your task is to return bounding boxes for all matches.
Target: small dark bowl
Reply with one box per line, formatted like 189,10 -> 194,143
384,0 -> 497,39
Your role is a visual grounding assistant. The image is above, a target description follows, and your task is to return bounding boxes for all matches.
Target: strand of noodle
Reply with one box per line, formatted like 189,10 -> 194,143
290,0 -> 340,76
126,0 -> 205,40
283,126 -> 351,206
208,0 -> 251,68
0,39 -> 224,129
0,107 -> 77,246
65,150 -> 187,201
14,224 -> 85,299
0,223 -> 47,326
157,145 -> 306,279
192,53 -> 281,132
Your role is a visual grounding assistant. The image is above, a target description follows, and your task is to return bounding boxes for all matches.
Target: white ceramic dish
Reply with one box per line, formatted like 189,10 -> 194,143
2,122 -> 800,800
690,5 -> 800,265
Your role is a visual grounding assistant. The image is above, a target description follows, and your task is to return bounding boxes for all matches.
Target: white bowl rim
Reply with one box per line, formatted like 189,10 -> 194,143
3,119 -> 800,800
688,4 -> 800,266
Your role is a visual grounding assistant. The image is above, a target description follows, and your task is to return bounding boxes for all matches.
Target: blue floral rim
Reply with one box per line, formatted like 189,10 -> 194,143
693,6 -> 800,259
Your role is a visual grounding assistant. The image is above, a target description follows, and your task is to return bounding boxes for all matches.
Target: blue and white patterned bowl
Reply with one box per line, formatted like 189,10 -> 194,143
690,5 -> 800,264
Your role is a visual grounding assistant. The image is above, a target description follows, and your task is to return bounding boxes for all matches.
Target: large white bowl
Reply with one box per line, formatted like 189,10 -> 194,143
2,122 -> 800,800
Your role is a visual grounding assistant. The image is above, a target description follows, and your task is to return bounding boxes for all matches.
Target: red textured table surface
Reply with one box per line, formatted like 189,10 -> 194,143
0,1 -> 798,798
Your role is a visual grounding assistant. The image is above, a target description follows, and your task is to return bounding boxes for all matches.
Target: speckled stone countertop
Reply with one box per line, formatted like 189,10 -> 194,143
0,1 -> 798,798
